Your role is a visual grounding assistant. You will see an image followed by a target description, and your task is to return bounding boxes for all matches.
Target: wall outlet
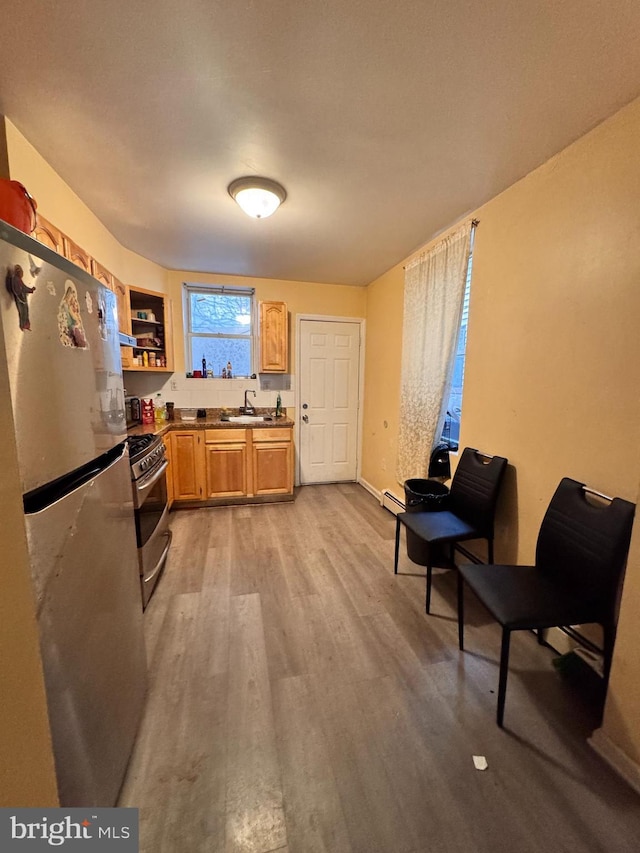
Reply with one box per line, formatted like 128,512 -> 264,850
170,379 -> 179,391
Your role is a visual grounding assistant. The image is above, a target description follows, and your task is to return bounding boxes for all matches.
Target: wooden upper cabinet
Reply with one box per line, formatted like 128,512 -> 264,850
112,277 -> 130,334
90,258 -> 114,292
63,236 -> 92,273
259,300 -> 288,373
126,285 -> 173,372
33,215 -> 64,254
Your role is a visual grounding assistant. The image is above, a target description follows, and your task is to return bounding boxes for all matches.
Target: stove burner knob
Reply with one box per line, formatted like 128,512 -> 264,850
141,460 -> 148,471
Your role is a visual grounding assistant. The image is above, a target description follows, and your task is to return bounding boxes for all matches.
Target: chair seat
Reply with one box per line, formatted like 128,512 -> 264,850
458,563 -> 601,631
398,510 -> 480,545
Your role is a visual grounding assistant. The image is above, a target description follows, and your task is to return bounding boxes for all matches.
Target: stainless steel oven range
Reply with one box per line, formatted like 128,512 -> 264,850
127,434 -> 172,608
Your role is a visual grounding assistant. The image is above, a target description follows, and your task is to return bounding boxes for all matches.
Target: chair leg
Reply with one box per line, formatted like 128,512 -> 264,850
497,628 -> 511,728
425,558 -> 432,613
394,517 -> 401,574
457,571 -> 465,650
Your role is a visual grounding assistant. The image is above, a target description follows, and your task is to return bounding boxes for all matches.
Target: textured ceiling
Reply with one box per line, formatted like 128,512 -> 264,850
1,1 -> 639,285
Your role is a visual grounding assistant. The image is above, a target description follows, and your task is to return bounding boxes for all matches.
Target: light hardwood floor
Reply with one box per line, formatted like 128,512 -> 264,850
119,484 -> 640,852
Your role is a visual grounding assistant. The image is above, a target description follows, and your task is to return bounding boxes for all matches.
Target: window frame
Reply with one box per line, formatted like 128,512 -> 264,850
183,283 -> 256,378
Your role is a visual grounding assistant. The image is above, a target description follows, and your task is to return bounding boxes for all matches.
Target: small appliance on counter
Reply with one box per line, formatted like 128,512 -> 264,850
125,395 -> 142,427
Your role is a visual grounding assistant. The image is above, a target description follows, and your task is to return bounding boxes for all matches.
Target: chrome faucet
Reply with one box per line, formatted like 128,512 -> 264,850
242,389 -> 256,414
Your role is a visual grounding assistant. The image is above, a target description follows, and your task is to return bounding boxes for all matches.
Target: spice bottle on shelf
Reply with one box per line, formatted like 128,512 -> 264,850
142,351 -> 149,368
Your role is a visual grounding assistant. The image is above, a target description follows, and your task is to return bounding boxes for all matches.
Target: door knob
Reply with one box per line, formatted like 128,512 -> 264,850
302,414 -> 309,423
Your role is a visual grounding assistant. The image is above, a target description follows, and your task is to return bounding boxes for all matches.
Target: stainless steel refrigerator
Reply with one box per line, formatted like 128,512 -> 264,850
0,221 -> 146,806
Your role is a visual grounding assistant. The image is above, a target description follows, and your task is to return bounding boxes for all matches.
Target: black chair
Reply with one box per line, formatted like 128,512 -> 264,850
457,477 -> 635,728
394,448 -> 508,613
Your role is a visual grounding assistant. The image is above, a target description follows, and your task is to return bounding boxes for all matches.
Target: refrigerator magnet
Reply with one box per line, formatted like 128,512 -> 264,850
5,264 -> 36,331
57,281 -> 88,349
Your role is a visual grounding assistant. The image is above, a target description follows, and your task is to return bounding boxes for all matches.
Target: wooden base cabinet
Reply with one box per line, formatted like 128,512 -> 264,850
171,431 -> 205,501
169,426 -> 293,505
252,428 -> 293,496
204,429 -> 248,498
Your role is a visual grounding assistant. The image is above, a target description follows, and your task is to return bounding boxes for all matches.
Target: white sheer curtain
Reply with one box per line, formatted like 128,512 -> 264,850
396,224 -> 472,483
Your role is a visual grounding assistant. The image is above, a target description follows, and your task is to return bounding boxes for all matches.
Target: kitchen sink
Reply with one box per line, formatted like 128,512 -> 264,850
227,415 -> 268,423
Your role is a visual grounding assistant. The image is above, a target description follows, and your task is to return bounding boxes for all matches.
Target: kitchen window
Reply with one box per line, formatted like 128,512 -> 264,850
184,284 -> 255,377
441,247 -> 473,451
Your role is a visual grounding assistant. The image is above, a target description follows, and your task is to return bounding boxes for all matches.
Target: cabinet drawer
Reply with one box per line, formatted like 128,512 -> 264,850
205,428 -> 248,443
252,428 -> 292,443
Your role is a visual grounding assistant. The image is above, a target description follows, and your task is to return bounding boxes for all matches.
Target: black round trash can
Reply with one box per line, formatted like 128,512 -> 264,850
403,478 -> 450,566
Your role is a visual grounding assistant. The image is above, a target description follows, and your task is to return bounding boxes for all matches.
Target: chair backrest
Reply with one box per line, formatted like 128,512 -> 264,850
535,478 -> 635,613
448,448 -> 508,535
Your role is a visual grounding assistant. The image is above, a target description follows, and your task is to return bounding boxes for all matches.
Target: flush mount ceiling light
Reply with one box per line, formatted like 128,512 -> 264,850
228,176 -> 287,219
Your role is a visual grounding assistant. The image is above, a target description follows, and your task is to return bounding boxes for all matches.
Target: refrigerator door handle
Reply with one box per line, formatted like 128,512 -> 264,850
145,529 -> 172,584
24,442 -> 129,515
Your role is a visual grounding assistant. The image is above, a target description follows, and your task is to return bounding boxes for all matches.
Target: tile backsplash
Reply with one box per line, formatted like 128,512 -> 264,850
123,372 -> 295,413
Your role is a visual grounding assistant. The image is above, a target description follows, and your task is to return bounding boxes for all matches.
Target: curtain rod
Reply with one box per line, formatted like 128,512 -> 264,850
403,218 -> 479,270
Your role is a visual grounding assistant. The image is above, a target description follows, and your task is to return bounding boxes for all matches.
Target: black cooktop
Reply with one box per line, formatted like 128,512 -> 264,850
126,433 -> 158,462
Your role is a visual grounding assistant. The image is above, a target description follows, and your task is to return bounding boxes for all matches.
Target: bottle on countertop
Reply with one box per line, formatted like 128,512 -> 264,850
202,354 -> 207,377
222,366 -> 227,379
154,392 -> 166,424
226,361 -> 232,378
276,392 -> 282,418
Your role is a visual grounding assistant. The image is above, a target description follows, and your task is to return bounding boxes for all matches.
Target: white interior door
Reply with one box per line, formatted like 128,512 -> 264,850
299,319 -> 361,484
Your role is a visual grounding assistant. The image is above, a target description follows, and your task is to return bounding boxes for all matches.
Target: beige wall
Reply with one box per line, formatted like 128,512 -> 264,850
361,263 -> 404,491
602,472 -> 640,768
5,119 -> 167,293
361,95 -> 640,774
165,269 -> 366,375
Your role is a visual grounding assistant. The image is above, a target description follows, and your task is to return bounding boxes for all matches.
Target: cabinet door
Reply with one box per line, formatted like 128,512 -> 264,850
204,432 -> 248,498
171,432 -> 205,501
113,279 -> 130,333
252,429 -> 293,495
90,259 -> 114,292
33,215 -> 64,254
63,236 -> 92,273
259,301 -> 288,372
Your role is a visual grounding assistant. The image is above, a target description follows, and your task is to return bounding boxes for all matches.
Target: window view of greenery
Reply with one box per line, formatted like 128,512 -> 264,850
187,289 -> 253,377
441,252 -> 473,450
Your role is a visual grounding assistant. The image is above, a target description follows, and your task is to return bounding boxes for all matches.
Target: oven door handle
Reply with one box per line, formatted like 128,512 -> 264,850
136,458 -> 169,494
144,529 -> 173,584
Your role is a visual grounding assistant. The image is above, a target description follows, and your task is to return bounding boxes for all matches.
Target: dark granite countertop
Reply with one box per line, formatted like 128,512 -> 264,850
127,407 -> 294,438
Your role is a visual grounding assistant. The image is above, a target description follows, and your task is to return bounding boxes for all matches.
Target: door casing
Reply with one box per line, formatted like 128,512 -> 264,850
295,314 -> 366,487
